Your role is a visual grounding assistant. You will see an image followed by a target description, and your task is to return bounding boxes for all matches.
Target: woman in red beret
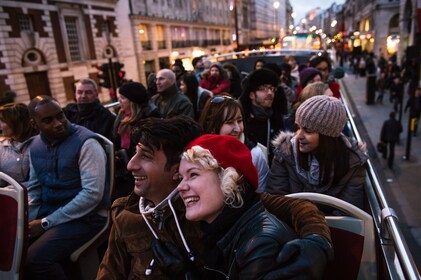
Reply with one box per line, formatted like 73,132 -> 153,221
177,134 -> 297,279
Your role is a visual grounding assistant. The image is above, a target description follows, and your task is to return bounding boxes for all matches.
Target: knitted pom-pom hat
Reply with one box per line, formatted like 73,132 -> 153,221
186,134 -> 258,190
295,95 -> 347,137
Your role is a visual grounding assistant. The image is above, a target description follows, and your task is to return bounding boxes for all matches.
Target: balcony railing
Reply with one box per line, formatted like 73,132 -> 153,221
141,41 -> 152,50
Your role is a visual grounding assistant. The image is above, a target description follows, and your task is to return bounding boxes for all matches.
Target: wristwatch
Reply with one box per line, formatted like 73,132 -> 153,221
41,218 -> 50,230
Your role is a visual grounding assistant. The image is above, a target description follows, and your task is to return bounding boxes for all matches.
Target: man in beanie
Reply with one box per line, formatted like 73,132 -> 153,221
239,68 -> 286,163
199,62 -> 231,95
175,134 -> 296,279
151,69 -> 194,118
268,95 -> 368,212
98,116 -> 333,279
64,78 -> 116,140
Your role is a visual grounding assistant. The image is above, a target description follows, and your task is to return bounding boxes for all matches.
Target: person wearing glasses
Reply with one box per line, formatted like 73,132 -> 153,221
239,68 -> 286,163
199,95 -> 269,192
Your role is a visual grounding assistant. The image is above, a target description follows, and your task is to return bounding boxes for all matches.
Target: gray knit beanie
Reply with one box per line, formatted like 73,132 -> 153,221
295,95 -> 347,137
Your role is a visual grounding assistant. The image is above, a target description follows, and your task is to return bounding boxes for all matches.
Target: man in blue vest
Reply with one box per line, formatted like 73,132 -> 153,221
25,95 -> 109,279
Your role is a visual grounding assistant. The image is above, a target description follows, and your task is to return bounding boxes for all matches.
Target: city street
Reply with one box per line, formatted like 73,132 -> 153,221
340,68 -> 421,269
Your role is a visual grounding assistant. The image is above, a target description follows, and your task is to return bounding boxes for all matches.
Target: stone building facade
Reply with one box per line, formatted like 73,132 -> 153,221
0,0 -> 121,104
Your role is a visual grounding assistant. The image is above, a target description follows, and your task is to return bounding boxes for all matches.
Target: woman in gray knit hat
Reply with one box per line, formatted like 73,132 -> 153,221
266,95 -> 368,214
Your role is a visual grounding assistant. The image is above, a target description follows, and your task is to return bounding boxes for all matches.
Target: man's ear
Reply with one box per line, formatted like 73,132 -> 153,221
30,118 -> 38,130
249,91 -> 256,101
171,163 -> 180,181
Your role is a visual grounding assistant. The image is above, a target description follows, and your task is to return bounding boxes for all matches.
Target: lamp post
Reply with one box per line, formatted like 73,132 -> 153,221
273,1 -> 280,38
230,0 -> 240,52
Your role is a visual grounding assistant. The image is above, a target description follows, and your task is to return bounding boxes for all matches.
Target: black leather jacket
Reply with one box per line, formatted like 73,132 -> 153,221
202,200 -> 297,279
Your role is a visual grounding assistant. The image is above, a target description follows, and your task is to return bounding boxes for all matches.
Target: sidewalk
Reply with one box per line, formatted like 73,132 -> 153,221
340,71 -> 421,269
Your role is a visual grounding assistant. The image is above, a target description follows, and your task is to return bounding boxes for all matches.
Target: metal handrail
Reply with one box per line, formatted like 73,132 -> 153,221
340,81 -> 421,279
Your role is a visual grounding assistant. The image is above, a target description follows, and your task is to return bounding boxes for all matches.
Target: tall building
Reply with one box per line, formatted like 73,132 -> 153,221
0,0 -> 233,104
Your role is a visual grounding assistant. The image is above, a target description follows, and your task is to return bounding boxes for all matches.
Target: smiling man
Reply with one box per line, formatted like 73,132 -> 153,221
25,95 -> 109,279
98,115 -> 332,280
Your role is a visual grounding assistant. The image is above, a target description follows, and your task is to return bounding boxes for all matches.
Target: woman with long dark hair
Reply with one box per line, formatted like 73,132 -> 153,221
267,95 -> 368,214
0,103 -> 37,186
180,72 -> 212,120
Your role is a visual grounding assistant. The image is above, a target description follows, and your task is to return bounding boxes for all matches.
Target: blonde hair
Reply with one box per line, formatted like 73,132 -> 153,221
182,146 -> 244,208
293,81 -> 329,113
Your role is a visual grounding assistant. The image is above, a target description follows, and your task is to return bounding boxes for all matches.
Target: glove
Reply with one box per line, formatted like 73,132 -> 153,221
151,239 -> 188,276
264,234 -> 334,280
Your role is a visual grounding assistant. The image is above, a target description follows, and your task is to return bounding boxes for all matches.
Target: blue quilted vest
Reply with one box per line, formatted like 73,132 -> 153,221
31,123 -> 110,217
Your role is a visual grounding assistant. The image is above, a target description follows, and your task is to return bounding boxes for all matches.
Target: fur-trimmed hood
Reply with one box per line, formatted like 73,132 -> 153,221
271,131 -> 368,167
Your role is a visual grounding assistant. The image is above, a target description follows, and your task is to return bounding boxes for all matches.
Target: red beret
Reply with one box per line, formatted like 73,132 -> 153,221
186,134 -> 258,190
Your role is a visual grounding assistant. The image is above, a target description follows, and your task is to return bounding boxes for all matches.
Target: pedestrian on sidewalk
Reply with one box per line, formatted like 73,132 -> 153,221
390,76 -> 403,113
404,87 -> 421,136
376,72 -> 387,104
366,53 -> 377,105
380,112 -> 403,169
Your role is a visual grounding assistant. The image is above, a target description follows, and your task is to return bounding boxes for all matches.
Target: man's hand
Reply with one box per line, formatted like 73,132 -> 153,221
28,219 -> 45,239
151,239 -> 188,276
264,234 -> 334,280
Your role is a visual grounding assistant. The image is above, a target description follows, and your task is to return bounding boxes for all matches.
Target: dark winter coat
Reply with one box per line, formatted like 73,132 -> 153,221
201,197 -> 297,279
267,132 -> 368,212
380,117 -> 403,143
64,100 -> 116,141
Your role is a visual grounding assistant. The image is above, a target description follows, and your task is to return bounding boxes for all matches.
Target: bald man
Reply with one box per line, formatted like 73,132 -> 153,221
151,69 -> 194,118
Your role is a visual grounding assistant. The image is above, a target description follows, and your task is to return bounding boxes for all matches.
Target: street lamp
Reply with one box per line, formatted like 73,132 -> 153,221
273,1 -> 280,39
230,0 -> 240,51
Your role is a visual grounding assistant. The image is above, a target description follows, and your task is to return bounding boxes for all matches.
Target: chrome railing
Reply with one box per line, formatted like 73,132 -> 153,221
340,81 -> 421,280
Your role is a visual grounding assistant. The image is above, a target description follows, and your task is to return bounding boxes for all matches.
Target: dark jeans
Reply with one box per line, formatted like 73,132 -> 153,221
25,214 -> 106,280
383,141 -> 396,168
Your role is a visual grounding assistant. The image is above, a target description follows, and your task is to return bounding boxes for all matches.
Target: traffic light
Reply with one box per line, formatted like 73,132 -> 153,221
97,63 -> 112,89
114,62 -> 126,87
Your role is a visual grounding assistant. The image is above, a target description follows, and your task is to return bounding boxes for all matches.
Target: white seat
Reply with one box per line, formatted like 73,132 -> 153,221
287,192 -> 377,280
0,172 -> 28,280
68,133 -> 115,279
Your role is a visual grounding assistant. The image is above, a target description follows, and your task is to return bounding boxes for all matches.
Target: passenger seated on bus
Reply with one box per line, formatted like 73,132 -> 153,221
180,72 -> 212,121
239,68 -> 286,164
254,58 -> 266,70
175,134 -> 297,279
113,82 -> 161,199
97,115 -> 333,280
151,69 -> 195,119
297,67 -> 322,96
284,55 -> 300,84
199,63 -> 231,96
267,95 -> 368,214
289,81 -> 334,126
63,78 -> 116,141
0,103 -> 37,187
198,95 -> 269,192
309,54 -> 342,99
25,95 -> 108,279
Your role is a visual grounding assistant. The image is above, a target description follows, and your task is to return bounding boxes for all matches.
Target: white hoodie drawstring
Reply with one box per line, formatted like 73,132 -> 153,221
139,189 -> 195,275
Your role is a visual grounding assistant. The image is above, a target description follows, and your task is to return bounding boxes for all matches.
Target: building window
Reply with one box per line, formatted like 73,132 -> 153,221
64,16 -> 82,61
18,14 -> 33,32
156,25 -> 166,49
139,24 -> 152,50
